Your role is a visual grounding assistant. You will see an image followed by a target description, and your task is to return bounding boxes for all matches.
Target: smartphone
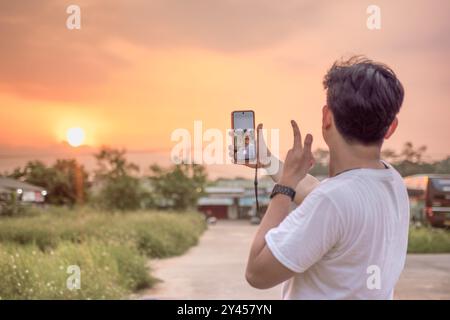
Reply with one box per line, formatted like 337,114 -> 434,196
231,110 -> 256,162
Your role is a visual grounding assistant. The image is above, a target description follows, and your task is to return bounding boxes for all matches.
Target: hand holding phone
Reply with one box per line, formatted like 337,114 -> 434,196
230,111 -> 274,169
231,110 -> 256,163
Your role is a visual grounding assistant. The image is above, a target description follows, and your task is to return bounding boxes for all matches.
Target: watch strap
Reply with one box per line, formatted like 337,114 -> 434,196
270,184 -> 296,201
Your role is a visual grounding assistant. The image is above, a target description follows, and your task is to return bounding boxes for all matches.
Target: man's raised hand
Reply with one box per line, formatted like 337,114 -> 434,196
279,120 -> 314,189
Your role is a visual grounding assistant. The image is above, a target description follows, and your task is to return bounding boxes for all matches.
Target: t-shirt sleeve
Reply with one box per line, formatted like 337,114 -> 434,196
265,190 -> 343,273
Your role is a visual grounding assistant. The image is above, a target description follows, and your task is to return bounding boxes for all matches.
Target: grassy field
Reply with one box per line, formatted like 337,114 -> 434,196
408,225 -> 450,253
0,206 -> 448,299
0,207 -> 206,299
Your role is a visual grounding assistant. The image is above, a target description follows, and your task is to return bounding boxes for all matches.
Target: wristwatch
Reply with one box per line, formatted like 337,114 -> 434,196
270,184 -> 296,201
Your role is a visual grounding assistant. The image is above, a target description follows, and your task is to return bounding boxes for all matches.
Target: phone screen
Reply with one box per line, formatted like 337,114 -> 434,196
232,111 -> 256,162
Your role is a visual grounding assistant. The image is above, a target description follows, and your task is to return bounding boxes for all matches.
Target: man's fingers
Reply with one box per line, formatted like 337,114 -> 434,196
256,123 -> 262,159
291,120 -> 302,150
256,124 -> 263,145
228,144 -> 234,157
256,123 -> 265,146
303,134 -> 313,154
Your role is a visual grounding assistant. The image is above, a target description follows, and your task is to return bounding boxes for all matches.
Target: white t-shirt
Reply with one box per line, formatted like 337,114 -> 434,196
265,162 -> 410,300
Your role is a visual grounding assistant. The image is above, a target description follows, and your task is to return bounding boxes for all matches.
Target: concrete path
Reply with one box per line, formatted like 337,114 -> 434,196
395,254 -> 450,299
141,220 -> 450,300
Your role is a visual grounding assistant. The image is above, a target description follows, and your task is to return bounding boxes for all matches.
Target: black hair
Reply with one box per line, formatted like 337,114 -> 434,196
323,56 -> 404,145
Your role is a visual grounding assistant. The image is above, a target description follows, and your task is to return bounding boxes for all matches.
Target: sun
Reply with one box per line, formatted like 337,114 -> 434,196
66,127 -> 86,147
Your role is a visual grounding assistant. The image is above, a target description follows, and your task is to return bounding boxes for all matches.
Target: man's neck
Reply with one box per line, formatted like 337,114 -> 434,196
329,141 -> 384,177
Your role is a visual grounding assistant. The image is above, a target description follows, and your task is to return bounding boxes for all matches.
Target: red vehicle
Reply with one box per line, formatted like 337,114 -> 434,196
404,174 -> 450,227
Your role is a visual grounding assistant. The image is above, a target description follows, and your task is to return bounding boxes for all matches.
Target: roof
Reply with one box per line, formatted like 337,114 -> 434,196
197,197 -> 234,206
214,177 -> 275,189
204,187 -> 245,195
0,177 -> 45,192
404,174 -> 450,179
239,195 -> 271,206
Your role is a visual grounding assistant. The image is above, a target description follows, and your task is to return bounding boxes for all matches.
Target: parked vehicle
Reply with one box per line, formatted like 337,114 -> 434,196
404,174 -> 450,227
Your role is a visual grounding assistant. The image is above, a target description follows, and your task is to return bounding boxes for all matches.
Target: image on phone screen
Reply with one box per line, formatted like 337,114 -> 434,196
232,111 -> 256,162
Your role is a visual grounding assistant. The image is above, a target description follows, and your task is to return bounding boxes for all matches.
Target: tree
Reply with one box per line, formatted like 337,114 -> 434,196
94,146 -> 139,180
434,157 -> 450,174
0,192 -> 26,217
148,163 -> 207,211
309,148 -> 329,176
308,142 -> 448,178
96,174 -> 144,211
381,148 -> 399,163
94,146 -> 144,211
399,142 -> 427,163
389,142 -> 433,176
7,159 -> 89,206
51,159 -> 90,205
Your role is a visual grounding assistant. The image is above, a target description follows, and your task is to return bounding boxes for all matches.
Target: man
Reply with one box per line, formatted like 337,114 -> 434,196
243,134 -> 256,161
236,130 -> 256,161
242,56 -> 409,299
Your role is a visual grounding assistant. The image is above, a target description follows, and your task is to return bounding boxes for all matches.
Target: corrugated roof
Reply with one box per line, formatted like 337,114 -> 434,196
204,187 -> 245,194
0,177 -> 45,192
239,196 -> 270,206
197,197 -> 234,206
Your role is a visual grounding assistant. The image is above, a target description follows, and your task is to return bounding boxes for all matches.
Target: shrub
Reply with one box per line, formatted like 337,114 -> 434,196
0,209 -> 206,299
0,209 -> 206,256
0,241 -> 153,299
408,226 -> 450,253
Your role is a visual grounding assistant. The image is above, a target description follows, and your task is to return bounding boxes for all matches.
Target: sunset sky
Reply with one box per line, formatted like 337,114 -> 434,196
0,0 -> 449,178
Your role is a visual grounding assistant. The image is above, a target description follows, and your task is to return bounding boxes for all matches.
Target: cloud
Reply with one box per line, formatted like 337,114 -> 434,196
0,0 -> 322,101
0,0 -> 449,102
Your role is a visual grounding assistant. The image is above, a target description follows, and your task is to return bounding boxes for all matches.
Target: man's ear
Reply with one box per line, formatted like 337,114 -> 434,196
322,105 -> 332,130
384,117 -> 398,140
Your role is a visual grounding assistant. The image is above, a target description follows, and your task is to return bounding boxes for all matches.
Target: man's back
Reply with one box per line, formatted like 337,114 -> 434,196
265,162 -> 410,299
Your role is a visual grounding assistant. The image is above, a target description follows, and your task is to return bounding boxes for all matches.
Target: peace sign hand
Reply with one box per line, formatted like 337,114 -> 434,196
279,120 -> 315,189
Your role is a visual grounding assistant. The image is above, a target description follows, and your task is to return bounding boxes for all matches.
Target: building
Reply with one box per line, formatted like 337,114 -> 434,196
197,197 -> 236,220
0,177 -> 47,204
197,187 -> 243,219
197,182 -> 273,220
237,189 -> 271,219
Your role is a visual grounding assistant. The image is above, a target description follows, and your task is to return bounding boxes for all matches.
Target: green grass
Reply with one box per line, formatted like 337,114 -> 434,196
0,241 -> 152,299
408,225 -> 450,253
0,208 -> 206,299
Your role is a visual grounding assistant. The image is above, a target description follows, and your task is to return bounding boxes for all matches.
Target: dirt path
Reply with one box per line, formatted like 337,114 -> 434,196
141,220 -> 450,300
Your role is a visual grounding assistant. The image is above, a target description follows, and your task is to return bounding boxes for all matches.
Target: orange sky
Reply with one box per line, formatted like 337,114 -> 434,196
0,0 -> 449,178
